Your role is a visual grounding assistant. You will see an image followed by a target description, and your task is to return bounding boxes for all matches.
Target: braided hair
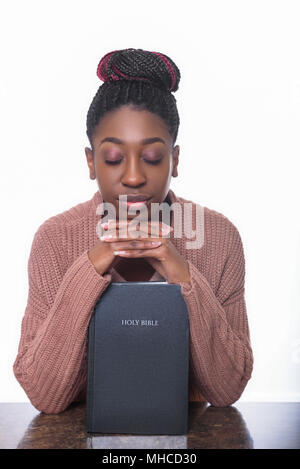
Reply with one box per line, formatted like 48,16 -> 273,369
86,48 -> 181,153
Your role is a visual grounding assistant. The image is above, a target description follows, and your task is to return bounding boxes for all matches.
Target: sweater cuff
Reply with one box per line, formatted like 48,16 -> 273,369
79,249 -> 112,299
57,249 -> 112,315
178,259 -> 220,308
177,260 -> 201,296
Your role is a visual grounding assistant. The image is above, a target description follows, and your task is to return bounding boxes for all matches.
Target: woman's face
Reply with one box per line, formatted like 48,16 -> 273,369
85,105 -> 179,220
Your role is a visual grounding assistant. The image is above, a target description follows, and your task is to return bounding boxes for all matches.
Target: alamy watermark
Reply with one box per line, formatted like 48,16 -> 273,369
95,195 -> 205,250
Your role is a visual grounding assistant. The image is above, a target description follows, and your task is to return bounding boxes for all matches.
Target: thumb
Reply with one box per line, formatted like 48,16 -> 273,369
146,257 -> 167,279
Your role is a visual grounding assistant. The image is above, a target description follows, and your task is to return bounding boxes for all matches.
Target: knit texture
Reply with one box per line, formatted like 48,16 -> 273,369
13,188 -> 253,414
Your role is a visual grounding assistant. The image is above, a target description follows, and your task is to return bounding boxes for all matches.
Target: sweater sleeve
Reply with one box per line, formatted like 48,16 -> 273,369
177,224 -> 253,407
13,222 -> 112,414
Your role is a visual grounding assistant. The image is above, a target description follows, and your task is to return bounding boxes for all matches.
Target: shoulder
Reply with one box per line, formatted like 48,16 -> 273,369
30,192 -> 97,252
175,194 -> 244,261
204,205 -> 243,246
176,194 -> 242,240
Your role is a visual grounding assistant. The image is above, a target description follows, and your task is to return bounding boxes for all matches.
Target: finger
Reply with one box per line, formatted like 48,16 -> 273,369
100,232 -> 151,241
109,240 -> 162,249
100,226 -> 172,240
102,219 -> 173,235
100,223 -> 143,238
100,232 -> 165,244
113,247 -> 163,257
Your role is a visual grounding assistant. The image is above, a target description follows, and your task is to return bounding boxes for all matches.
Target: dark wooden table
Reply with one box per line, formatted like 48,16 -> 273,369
1,402 -> 299,449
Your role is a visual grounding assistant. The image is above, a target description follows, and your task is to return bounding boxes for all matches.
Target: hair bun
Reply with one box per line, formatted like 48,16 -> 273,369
97,48 -> 180,92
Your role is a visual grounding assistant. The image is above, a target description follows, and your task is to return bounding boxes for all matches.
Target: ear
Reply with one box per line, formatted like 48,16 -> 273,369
85,147 -> 96,180
171,145 -> 179,178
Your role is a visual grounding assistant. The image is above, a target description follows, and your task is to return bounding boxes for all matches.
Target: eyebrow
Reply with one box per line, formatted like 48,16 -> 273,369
98,137 -> 166,147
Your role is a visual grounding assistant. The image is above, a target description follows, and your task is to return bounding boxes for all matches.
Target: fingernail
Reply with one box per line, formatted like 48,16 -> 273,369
113,251 -> 127,255
152,241 -> 161,246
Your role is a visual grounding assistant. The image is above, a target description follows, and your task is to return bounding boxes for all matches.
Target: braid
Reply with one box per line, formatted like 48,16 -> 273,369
86,48 -> 181,151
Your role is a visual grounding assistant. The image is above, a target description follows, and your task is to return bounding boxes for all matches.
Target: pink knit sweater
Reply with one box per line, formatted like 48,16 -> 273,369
13,188 -> 253,414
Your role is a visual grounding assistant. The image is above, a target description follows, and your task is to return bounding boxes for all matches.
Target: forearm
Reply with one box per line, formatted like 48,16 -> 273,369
178,260 -> 253,407
13,250 -> 112,414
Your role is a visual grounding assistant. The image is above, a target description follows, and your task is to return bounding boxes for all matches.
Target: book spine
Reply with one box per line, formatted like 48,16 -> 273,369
86,308 -> 96,433
184,308 -> 190,434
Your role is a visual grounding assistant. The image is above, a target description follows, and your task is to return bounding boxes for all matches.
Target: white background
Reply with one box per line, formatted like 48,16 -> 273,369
1,0 -> 300,403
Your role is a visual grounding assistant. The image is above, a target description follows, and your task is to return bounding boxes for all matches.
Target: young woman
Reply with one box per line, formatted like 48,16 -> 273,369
13,48 -> 253,414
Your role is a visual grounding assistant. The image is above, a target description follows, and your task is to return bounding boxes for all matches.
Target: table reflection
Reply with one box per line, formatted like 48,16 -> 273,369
14,401 -> 253,449
87,435 -> 187,449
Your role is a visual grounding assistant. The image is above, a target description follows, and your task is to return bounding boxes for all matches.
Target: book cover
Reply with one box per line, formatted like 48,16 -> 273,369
86,281 -> 190,435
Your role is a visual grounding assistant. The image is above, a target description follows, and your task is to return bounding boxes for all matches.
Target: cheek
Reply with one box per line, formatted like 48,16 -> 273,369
96,161 -> 119,184
94,169 -> 114,200
150,164 -> 172,186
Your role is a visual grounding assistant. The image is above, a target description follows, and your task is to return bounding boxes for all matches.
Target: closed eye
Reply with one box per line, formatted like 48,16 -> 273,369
145,159 -> 162,165
105,160 -> 122,165
105,159 -> 163,165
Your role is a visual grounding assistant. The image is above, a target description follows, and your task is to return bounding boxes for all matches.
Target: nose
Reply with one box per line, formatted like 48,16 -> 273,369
120,155 -> 146,187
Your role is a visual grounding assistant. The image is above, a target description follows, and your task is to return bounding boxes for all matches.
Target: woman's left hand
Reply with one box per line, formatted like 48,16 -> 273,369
100,220 -> 191,284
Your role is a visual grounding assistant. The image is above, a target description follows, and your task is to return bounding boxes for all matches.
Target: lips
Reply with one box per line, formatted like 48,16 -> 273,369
117,194 -> 152,202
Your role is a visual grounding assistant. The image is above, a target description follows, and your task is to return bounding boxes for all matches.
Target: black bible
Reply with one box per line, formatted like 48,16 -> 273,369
86,281 -> 190,435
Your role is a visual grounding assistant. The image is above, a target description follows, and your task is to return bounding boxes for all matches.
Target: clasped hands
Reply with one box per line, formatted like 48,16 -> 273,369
100,219 -> 190,284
